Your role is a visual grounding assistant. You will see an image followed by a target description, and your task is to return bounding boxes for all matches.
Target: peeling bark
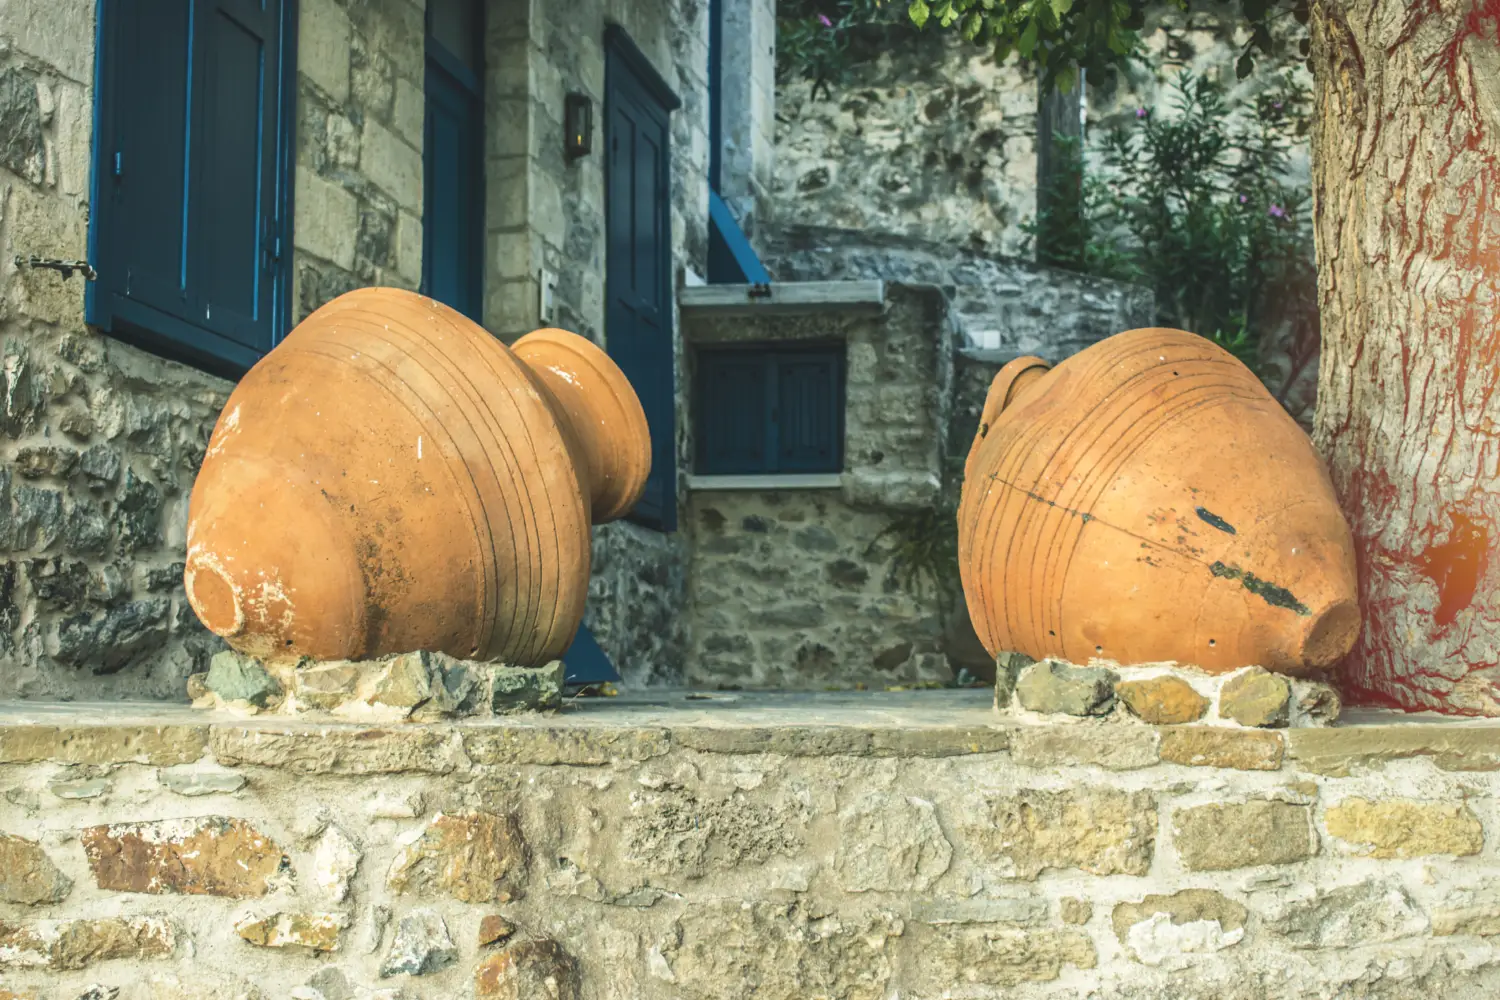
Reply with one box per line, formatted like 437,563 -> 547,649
1311,0 -> 1500,713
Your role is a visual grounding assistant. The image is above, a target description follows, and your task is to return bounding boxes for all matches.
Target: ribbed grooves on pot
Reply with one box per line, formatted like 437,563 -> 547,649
962,329 -> 1276,664
298,294 -> 588,665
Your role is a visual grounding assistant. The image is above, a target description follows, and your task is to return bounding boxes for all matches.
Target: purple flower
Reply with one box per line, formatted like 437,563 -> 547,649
1273,101 -> 1284,110
1239,194 -> 1248,204
1269,204 -> 1286,218
1135,107 -> 1147,119
818,13 -> 833,26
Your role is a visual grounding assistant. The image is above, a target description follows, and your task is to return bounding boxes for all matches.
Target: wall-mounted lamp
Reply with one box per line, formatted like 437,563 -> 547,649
565,93 -> 593,160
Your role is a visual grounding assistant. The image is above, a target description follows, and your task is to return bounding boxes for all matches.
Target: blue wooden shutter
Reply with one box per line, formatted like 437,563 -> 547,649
776,353 -> 843,473
605,29 -> 679,530
695,351 -> 769,475
422,12 -> 484,322
89,0 -> 293,375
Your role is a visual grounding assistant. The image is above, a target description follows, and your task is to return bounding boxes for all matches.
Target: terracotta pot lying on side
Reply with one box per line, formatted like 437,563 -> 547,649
184,287 -> 650,668
957,327 -> 1359,676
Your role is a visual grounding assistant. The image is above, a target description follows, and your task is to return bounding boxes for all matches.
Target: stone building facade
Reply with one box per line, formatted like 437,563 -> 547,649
0,0 -> 785,697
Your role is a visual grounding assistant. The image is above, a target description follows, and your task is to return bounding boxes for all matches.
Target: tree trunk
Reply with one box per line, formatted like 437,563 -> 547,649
1310,0 -> 1500,713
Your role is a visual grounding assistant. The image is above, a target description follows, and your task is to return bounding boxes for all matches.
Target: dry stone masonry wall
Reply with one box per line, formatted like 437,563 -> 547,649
2,701 -> 1500,998
0,2 -> 233,699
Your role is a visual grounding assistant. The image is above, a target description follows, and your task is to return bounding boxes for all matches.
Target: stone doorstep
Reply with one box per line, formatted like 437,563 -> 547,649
0,693 -> 1494,773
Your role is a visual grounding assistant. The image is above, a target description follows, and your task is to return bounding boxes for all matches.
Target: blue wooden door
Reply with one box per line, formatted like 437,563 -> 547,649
606,31 -> 678,530
422,4 -> 483,320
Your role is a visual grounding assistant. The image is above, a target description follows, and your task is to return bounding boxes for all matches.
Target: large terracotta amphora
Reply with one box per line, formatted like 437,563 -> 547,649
958,328 -> 1359,676
183,287 -> 650,667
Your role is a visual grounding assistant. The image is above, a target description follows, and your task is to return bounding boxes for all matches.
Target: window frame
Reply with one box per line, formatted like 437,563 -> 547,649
693,341 -> 847,478
85,0 -> 299,380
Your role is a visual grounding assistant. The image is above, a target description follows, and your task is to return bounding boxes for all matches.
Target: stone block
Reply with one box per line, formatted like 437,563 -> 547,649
205,650 -> 282,708
211,726 -> 463,775
392,77 -> 423,148
0,725 -> 207,766
993,650 -> 1033,707
961,787 -> 1157,878
0,0 -> 95,82
1060,898 -> 1092,925
361,118 -> 423,211
299,0 -> 352,103
834,791 -> 952,892
487,156 -> 530,230
623,784 -> 807,878
387,811 -> 527,902
1159,726 -> 1284,770
1265,878 -> 1428,949
294,165 -> 360,270
395,210 -> 423,285
313,824 -> 361,902
1111,889 -> 1247,966
158,767 -> 247,797
1219,667 -> 1291,728
380,908 -> 456,977
478,914 -> 517,947
476,939 -> 582,999
1116,675 -> 1209,724
235,911 -> 345,952
1434,905 -> 1500,937
464,727 -> 671,766
81,816 -> 288,897
1011,723 -> 1160,770
0,915 -> 174,970
0,834 -> 71,905
1324,798 -> 1484,858
918,925 -> 1096,987
1287,726 -> 1500,776
1015,661 -> 1117,716
1173,801 -> 1316,871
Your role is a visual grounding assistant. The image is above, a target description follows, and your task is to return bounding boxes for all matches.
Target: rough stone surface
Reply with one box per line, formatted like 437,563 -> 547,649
1173,801 -> 1316,871
81,817 -> 287,897
475,939 -> 581,1000
834,792 -> 952,892
158,767 -> 246,797
1159,726 -> 1285,770
235,912 -> 344,952
387,812 -> 527,902
962,787 -> 1157,878
0,915 -> 174,969
379,909 -> 456,978
1116,676 -> 1210,724
1011,723 -> 1160,769
1288,726 -> 1500,775
1266,878 -> 1430,949
0,834 -> 71,905
1112,890 -> 1248,965
205,650 -> 282,707
1219,668 -> 1292,728
1,700 -> 1500,996
920,925 -> 1098,986
1324,798 -> 1485,858
1015,661 -> 1118,716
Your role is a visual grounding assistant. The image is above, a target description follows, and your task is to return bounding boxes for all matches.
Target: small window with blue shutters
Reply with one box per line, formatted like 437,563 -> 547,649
87,0 -> 297,378
695,344 -> 846,476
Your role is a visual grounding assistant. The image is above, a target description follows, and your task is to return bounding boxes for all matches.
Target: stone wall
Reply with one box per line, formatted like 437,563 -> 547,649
294,0 -> 427,319
0,2 -> 234,699
681,285 -> 955,690
4,699 -> 1500,998
770,3 -> 1311,258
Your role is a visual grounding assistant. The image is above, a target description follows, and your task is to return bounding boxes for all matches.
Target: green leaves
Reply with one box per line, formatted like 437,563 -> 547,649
909,0 -> 930,28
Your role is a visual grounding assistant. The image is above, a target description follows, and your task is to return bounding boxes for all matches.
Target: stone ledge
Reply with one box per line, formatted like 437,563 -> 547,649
0,693 -> 1493,772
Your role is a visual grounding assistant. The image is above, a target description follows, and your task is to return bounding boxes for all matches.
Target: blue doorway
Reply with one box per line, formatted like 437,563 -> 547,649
422,0 -> 484,320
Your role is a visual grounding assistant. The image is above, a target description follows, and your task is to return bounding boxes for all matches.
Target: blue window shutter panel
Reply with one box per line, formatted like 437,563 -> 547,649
189,0 -> 282,354
605,31 -> 677,531
89,0 -> 294,375
422,20 -> 485,323
777,354 -> 843,472
694,346 -> 845,476
695,352 -> 769,475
